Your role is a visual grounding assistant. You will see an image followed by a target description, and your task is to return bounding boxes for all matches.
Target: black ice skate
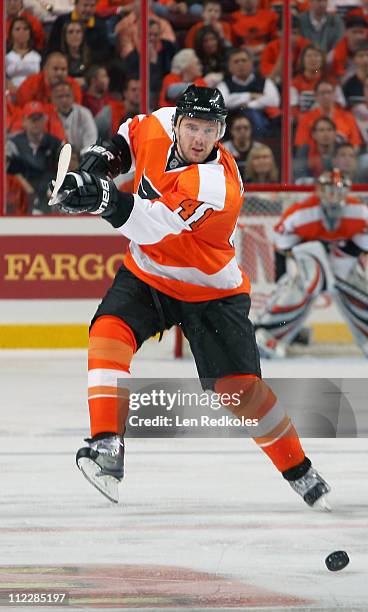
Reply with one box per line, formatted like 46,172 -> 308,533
76,435 -> 124,503
288,466 -> 331,511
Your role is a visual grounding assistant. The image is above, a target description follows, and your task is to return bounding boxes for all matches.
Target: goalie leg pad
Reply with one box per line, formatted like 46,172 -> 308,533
334,256 -> 368,357
254,244 -> 326,354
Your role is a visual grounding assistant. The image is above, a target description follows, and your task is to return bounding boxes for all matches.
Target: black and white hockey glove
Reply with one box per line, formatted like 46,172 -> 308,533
54,171 -> 119,215
54,170 -> 135,230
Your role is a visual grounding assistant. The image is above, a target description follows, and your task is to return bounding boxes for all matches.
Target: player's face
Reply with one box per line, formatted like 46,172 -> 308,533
175,117 -> 219,164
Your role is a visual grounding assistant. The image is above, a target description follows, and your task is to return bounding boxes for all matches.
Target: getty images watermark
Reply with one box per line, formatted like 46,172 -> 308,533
115,378 -> 365,438
128,388 -> 258,429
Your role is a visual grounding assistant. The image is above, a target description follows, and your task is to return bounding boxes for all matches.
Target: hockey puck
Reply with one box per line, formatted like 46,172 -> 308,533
325,551 -> 350,571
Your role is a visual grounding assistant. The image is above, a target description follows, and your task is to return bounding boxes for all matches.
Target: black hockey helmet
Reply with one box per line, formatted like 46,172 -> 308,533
174,85 -> 227,137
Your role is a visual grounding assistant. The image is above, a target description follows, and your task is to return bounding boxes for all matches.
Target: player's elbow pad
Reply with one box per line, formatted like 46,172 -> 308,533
78,134 -> 132,178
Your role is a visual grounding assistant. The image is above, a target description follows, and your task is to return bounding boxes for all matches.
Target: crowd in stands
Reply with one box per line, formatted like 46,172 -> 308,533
5,0 -> 368,214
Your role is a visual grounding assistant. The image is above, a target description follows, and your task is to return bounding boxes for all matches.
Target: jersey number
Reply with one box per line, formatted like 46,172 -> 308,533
178,199 -> 214,230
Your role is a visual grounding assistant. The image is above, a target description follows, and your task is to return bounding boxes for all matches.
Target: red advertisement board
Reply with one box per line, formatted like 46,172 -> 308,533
0,235 -> 128,299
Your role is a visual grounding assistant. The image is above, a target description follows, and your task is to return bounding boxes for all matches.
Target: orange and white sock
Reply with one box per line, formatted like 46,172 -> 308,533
88,315 -> 136,438
215,374 -> 306,473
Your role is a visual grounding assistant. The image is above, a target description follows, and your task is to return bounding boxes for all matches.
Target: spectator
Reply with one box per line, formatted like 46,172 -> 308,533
333,142 -> 361,182
6,0 -> 46,52
6,17 -> 41,95
343,43 -> 368,108
15,51 -> 82,107
295,79 -> 363,148
159,49 -> 207,107
346,0 -> 368,24
230,0 -> 278,56
328,15 -> 368,83
245,143 -> 279,183
194,26 -> 226,87
217,48 -> 280,136
6,101 -> 63,214
122,19 -> 177,106
222,111 -> 262,180
185,0 -> 232,49
95,76 -> 140,140
60,20 -> 92,86
352,74 -> 368,143
260,15 -> 310,84
82,65 -> 112,116
47,0 -> 112,63
115,0 -> 175,60
294,116 -> 338,180
291,44 -> 345,114
49,81 -> 98,155
298,0 -> 344,53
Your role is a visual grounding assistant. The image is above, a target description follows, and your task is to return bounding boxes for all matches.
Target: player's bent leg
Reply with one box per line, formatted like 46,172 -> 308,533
215,375 -> 331,510
76,315 -> 137,503
254,243 -> 326,358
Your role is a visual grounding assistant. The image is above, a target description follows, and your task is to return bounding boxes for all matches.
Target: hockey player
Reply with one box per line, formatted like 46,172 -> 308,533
52,85 -> 330,508
255,169 -> 368,358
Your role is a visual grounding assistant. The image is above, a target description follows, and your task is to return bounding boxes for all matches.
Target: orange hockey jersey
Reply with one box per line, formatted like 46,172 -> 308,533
273,195 -> 368,252
116,107 -> 249,301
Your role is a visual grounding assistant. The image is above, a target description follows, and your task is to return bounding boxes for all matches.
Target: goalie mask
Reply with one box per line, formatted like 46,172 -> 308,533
317,169 -> 351,230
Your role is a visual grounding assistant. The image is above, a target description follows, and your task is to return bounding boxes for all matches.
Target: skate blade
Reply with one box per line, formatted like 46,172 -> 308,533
313,494 -> 332,512
77,457 -> 119,503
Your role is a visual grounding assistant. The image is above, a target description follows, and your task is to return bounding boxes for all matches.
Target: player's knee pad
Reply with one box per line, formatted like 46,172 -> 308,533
89,315 -> 137,371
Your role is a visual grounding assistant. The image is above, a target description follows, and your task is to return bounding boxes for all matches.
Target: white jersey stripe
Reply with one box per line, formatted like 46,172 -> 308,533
130,242 -> 243,289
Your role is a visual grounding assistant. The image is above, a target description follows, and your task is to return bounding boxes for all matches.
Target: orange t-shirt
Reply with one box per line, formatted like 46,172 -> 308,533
15,72 -> 82,107
116,107 -> 249,301
159,74 -> 207,108
230,9 -> 278,48
260,36 -> 310,77
295,105 -> 362,147
185,20 -> 232,48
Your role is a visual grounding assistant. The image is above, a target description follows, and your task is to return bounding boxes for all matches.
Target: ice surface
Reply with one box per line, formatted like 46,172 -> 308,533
0,348 -> 367,611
